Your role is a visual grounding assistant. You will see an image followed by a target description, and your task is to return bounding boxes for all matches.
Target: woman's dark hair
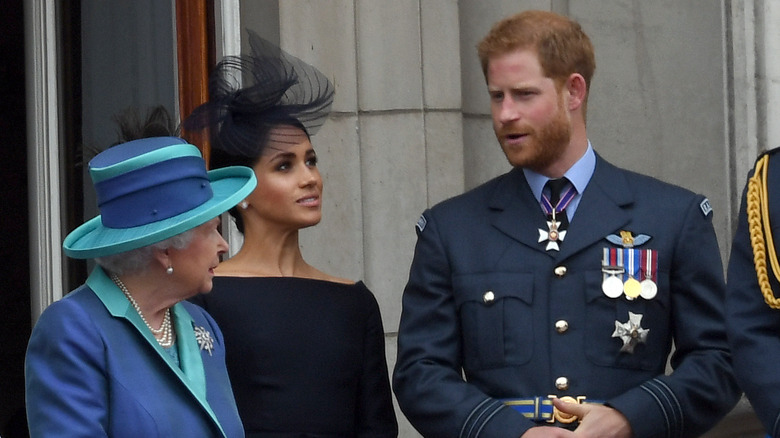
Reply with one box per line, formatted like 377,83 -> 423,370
184,31 -> 334,234
184,30 -> 333,164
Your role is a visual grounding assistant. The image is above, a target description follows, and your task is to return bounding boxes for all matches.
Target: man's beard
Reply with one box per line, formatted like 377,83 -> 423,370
498,99 -> 571,172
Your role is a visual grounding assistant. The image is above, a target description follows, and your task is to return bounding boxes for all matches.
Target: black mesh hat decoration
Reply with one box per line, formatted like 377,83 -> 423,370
185,30 -> 335,159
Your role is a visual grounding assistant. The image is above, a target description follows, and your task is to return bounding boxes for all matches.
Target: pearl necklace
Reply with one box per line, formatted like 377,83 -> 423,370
110,273 -> 175,348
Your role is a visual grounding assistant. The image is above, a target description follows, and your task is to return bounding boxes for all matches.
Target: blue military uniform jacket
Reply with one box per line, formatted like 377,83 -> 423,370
394,154 -> 739,438
727,148 -> 780,437
25,267 -> 245,437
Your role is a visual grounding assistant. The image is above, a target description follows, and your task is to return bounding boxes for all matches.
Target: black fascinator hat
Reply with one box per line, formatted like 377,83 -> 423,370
184,30 -> 335,162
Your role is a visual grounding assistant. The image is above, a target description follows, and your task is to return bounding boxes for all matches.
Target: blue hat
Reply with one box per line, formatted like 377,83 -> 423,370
63,136 -> 257,259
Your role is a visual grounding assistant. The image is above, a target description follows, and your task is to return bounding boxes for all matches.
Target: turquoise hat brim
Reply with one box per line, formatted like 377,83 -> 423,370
63,166 -> 257,259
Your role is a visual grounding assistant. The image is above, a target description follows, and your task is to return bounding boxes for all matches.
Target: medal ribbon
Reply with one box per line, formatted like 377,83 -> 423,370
602,248 -> 621,269
602,248 -> 623,276
541,185 -> 576,216
640,249 -> 658,282
622,249 -> 641,281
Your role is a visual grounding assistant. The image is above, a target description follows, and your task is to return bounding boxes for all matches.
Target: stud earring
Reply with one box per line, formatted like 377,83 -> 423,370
166,266 -> 174,275
239,201 -> 249,210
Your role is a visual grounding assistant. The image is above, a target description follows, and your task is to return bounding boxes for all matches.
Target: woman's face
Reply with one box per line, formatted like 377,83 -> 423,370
246,125 -> 323,230
167,217 -> 228,296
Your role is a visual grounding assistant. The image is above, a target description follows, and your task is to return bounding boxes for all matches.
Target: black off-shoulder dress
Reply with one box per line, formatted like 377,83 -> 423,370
191,277 -> 398,438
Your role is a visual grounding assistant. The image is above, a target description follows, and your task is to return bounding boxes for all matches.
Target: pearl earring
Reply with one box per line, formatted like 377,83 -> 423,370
166,266 -> 174,275
240,201 -> 249,210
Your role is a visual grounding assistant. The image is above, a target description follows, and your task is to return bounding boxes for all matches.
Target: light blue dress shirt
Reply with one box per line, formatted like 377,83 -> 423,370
523,141 -> 596,222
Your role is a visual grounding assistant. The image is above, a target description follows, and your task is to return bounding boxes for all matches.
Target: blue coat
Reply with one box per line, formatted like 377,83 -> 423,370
393,155 -> 740,438
25,267 -> 244,438
727,148 -> 780,437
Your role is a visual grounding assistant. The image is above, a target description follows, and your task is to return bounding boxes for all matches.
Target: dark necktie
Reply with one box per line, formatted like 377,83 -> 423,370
545,177 -> 571,231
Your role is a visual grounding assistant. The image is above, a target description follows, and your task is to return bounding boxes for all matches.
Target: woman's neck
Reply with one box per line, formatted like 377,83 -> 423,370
218,227 -> 316,277
219,219 -> 353,283
112,272 -> 174,328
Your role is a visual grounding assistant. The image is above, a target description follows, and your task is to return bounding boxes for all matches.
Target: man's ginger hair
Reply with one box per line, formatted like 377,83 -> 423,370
477,10 -> 595,115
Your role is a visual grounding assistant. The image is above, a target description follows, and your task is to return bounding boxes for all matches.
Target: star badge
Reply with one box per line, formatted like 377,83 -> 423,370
538,220 -> 567,251
612,312 -> 649,354
193,325 -> 214,356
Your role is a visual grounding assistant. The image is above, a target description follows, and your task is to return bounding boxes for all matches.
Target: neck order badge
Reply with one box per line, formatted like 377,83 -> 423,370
538,178 -> 575,251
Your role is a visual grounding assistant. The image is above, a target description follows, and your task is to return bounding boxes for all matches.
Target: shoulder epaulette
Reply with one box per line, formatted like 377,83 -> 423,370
747,151 -> 780,308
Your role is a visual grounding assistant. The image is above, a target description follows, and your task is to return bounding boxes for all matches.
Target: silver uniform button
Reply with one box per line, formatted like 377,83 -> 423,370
555,320 -> 569,333
555,377 -> 569,391
554,266 -> 567,277
483,291 -> 495,305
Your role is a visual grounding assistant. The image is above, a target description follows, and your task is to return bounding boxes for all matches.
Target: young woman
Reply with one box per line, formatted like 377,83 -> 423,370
186,33 -> 398,438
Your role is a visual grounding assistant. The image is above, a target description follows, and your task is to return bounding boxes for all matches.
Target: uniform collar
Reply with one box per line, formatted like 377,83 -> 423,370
523,141 -> 596,201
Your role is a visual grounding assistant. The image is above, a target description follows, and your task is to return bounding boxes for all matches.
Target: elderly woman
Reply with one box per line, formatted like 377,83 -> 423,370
25,135 -> 256,438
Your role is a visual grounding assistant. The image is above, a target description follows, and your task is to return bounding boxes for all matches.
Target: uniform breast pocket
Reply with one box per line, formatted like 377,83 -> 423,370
584,270 -> 671,371
453,272 -> 534,370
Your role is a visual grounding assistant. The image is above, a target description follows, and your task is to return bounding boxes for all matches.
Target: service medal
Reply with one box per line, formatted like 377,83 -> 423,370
640,279 -> 658,299
602,248 -> 626,299
639,249 -> 658,300
604,235 -> 659,301
623,277 -> 641,299
602,275 -> 624,298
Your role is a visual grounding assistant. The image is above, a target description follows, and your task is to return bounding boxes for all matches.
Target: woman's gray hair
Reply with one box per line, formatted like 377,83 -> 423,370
95,228 -> 195,275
